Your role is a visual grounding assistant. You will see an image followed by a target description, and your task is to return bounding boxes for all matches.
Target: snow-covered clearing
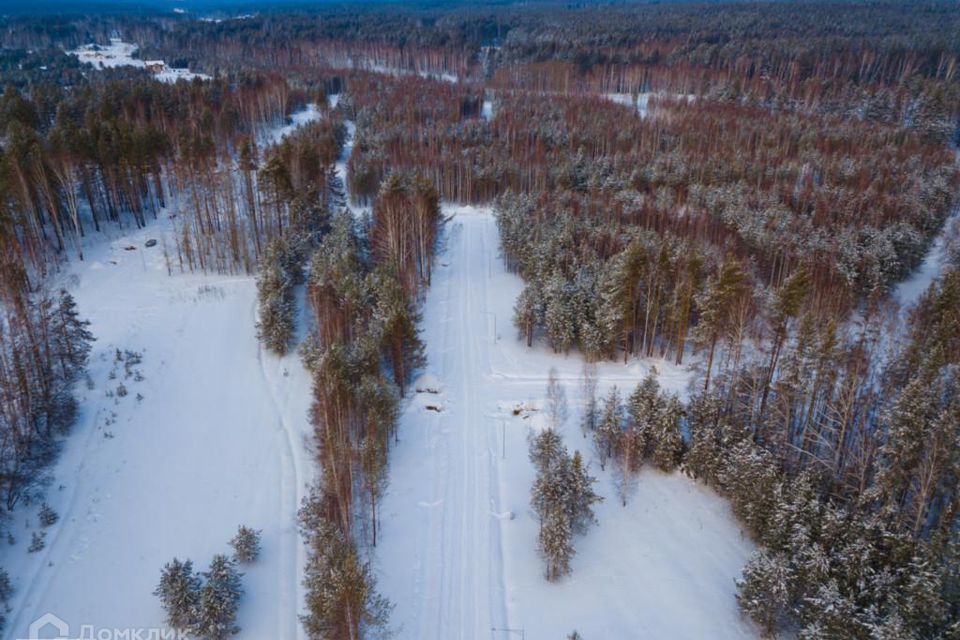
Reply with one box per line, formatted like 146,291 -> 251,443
261,102 -> 322,146
604,92 -> 696,118
893,154 -> 960,311
68,39 -> 211,83
4,118 -> 316,640
329,94 -> 371,220
355,62 -> 459,84
377,205 -> 757,640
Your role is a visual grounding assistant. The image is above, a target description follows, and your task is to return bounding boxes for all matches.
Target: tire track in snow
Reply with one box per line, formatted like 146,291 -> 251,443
253,289 -> 309,640
399,215 -> 507,639
4,397 -> 109,638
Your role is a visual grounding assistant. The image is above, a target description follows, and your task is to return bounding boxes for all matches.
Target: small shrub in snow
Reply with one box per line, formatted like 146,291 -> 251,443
230,526 -> 261,564
38,503 -> 58,527
28,531 -> 45,553
116,383 -> 128,398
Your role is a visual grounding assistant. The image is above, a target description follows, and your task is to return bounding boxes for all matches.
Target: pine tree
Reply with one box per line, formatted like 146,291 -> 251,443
683,392 -> 726,485
568,450 -> 601,534
544,273 -> 577,354
651,395 -> 684,472
539,505 -> 574,582
594,387 -> 622,470
529,433 -> 601,580
230,526 -> 262,564
255,238 -> 296,356
798,580 -> 864,640
196,554 -> 243,640
692,258 -> 748,391
736,551 -> 791,637
626,374 -> 663,461
154,558 -> 201,632
299,485 -> 392,639
514,283 -> 544,348
529,428 -> 564,476
49,289 -> 94,383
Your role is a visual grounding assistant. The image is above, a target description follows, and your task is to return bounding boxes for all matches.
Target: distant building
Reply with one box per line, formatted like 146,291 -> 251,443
145,60 -> 167,74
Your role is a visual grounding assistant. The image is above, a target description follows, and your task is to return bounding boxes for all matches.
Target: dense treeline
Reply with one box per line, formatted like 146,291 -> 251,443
298,172 -> 441,637
0,73 -> 347,276
338,73 -> 483,203
674,265 -> 960,637
491,95 -> 956,361
345,84 -> 955,285
9,3 -> 957,141
0,263 -> 92,515
10,3 -> 957,109
489,3 -> 960,134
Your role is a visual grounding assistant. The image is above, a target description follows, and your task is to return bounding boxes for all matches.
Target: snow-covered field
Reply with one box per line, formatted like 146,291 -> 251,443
376,206 -> 757,640
4,135 -> 315,640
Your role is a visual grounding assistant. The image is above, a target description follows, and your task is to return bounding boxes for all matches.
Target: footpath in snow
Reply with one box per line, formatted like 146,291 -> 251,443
4,113 -> 318,640
377,206 -> 758,640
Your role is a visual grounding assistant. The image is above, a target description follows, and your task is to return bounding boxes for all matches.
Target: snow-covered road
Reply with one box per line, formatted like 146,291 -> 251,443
377,207 -> 758,640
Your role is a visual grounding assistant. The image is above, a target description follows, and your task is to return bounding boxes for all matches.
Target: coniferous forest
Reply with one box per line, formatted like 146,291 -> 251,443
1,1 -> 959,638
